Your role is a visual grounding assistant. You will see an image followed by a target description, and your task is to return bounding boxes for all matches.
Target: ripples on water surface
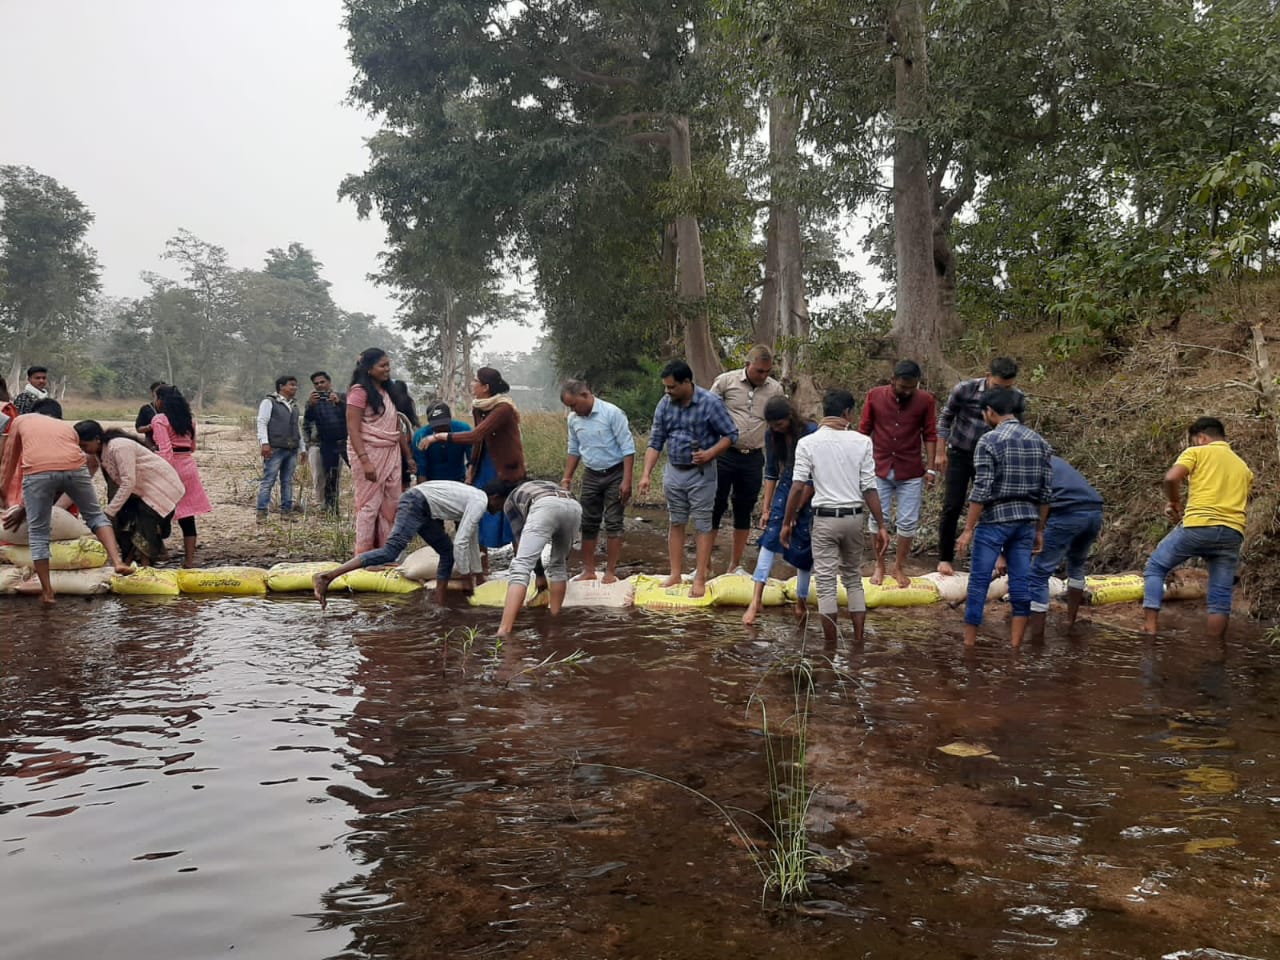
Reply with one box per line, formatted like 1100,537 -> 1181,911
2,590 -> 1278,959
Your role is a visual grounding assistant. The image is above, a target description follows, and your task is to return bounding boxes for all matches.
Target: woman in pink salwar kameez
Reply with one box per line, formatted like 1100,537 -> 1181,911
347,349 -> 401,553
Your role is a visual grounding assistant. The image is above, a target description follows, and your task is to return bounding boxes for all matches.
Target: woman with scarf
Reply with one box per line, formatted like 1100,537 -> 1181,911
419,367 -> 526,558
73,421 -> 185,566
346,348 -> 402,553
150,385 -> 212,567
742,396 -> 818,626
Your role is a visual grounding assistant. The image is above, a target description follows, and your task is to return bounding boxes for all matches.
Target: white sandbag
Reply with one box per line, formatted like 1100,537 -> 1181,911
0,566 -> 25,594
1048,576 -> 1067,599
399,545 -> 440,582
986,575 -> 1009,602
0,505 -> 91,545
922,571 -> 968,603
560,574 -> 635,608
14,567 -> 114,596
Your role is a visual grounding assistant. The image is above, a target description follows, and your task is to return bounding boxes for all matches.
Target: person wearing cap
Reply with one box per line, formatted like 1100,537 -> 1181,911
304,371 -> 347,514
709,345 -> 784,575
412,400 -> 472,484
560,379 -> 636,583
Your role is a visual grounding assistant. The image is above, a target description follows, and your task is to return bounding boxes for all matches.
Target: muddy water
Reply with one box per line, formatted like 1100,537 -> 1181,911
2,540 -> 1278,959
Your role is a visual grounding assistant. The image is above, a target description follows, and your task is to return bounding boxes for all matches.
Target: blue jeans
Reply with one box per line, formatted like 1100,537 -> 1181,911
257,447 -> 299,511
867,472 -> 924,537
357,489 -> 455,580
1029,509 -> 1103,612
1143,524 -> 1242,616
21,469 -> 111,562
965,521 -> 1035,626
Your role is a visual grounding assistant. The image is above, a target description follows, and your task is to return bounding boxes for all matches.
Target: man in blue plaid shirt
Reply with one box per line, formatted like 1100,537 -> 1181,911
956,387 -> 1053,647
638,359 -> 738,598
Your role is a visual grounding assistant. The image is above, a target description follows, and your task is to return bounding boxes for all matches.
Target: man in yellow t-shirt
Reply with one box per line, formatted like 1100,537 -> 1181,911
1142,417 -> 1253,640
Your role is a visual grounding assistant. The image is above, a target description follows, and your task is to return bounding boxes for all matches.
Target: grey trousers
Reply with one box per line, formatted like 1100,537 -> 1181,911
811,513 -> 867,616
508,497 -> 583,584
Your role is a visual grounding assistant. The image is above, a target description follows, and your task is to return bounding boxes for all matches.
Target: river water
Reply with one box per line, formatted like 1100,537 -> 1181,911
2,535 -> 1278,959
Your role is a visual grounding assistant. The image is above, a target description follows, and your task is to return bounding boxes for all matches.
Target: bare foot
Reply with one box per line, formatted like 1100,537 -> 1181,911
870,562 -> 886,586
433,584 -> 448,605
41,592 -> 57,606
742,603 -> 760,626
891,567 -> 911,589
660,574 -> 682,588
793,597 -> 808,622
937,561 -> 955,576
689,578 -> 707,598
600,573 -> 618,584
571,571 -> 598,582
312,572 -> 334,610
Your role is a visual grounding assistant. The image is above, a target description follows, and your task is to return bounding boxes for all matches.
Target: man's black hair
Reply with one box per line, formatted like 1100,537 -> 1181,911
275,375 -> 298,392
989,357 -> 1018,380
31,398 -> 63,418
311,371 -> 330,383
893,360 -> 922,380
484,478 -> 521,500
1188,417 -> 1226,441
982,387 -> 1021,416
821,388 -> 855,418
27,365 -> 48,377
148,380 -> 166,393
660,359 -> 694,384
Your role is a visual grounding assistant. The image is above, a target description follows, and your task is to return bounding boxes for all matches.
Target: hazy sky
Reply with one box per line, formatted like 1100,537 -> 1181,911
0,0 -> 542,355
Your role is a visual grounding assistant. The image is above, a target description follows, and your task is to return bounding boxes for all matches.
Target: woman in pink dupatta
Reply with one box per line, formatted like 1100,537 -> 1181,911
346,349 -> 401,553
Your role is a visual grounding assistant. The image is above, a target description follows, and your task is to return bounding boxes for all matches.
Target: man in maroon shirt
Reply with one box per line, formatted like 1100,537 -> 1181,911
858,360 -> 939,587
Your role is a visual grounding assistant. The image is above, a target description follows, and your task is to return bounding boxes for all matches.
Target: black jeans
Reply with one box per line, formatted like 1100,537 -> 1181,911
712,448 -> 765,531
937,446 -> 975,564
319,440 -> 349,511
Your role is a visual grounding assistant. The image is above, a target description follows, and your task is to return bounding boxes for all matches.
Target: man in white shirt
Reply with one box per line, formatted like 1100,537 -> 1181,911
255,375 -> 307,520
313,479 -> 487,608
782,388 -> 889,644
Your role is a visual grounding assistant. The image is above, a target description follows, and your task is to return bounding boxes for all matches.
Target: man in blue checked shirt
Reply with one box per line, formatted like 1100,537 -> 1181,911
955,387 -> 1053,648
560,379 -> 636,583
638,359 -> 738,598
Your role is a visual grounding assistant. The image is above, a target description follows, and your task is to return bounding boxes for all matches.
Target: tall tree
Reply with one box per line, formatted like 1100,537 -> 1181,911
159,229 -> 235,409
0,166 -> 101,387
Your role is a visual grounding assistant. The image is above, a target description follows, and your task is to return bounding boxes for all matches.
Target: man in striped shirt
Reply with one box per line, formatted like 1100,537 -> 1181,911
955,388 -> 1053,648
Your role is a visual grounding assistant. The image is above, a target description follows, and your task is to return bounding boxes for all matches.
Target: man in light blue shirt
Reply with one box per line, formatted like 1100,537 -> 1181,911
560,379 -> 636,582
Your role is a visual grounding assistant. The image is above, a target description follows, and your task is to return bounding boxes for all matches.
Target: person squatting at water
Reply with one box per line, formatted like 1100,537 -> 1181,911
781,389 -> 889,645
313,479 -> 488,609
0,400 -> 132,604
1027,455 -> 1105,642
638,359 -> 739,599
935,357 -> 1025,577
486,478 -> 583,637
1142,416 -> 1253,641
743,395 -> 817,626
858,359 -> 939,588
74,421 -> 186,567
560,378 -> 635,584
709,345 -> 784,576
955,388 -> 1053,648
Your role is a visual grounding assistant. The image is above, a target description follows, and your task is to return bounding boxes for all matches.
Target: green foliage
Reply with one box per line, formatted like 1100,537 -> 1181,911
0,165 -> 101,381
607,356 -> 669,428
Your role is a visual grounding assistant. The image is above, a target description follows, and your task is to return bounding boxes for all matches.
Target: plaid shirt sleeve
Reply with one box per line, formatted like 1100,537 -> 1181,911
702,391 -> 739,447
503,488 -> 528,542
648,398 -> 670,452
970,434 -> 997,503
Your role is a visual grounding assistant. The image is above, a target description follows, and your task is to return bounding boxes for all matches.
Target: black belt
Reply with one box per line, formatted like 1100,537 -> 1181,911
584,462 -> 623,477
669,462 -> 702,471
732,446 -> 763,455
813,505 -> 863,518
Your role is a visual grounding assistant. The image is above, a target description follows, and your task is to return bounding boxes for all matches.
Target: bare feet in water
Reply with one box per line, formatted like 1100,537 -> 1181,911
313,571 -> 335,610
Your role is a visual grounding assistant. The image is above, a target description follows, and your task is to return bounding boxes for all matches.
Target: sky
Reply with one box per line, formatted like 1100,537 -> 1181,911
0,0 -> 543,356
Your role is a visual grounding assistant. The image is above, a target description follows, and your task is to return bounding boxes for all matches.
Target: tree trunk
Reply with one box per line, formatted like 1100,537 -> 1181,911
438,290 -> 463,409
8,357 -> 22,392
888,0 -> 953,385
669,115 -> 721,387
661,221 -> 680,351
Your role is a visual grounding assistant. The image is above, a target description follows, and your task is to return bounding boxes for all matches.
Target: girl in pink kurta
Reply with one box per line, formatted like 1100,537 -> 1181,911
347,349 -> 402,553
152,386 -> 212,567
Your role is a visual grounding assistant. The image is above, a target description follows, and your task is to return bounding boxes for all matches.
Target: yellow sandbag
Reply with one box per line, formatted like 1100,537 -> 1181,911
467,576 -> 540,607
784,575 -> 848,607
399,545 -> 440,582
0,566 -> 25,594
266,561 -> 341,592
0,536 -> 108,570
706,573 -> 785,607
333,567 -> 422,594
863,576 -> 939,608
561,575 -> 636,609
14,568 -> 115,596
176,566 -> 268,596
1087,574 -> 1144,605
633,574 -> 718,610
112,567 -> 180,597
0,505 -> 91,544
